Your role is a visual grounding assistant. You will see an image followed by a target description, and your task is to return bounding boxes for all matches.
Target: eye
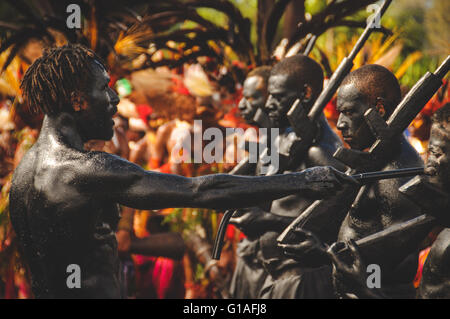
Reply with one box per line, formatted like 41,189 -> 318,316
343,110 -> 353,116
430,146 -> 443,157
271,94 -> 280,100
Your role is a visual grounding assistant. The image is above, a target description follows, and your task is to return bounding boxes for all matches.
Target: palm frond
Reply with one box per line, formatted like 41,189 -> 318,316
262,0 -> 292,63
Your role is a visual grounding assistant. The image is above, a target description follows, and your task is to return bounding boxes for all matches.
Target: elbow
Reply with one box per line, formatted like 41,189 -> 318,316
188,176 -> 203,205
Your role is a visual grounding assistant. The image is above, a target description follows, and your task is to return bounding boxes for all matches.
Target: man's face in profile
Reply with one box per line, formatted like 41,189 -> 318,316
336,83 -> 375,150
427,123 -> 450,191
76,61 -> 120,141
264,74 -> 298,129
238,75 -> 267,122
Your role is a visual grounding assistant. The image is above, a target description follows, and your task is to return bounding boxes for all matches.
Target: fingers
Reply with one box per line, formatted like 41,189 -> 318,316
292,228 -> 314,239
320,181 -> 337,189
345,293 -> 359,299
327,241 -> 346,258
229,209 -> 251,225
279,242 -> 316,261
292,228 -> 328,249
305,167 -> 361,198
229,217 -> 242,225
306,182 -> 336,198
334,170 -> 359,186
347,239 -> 363,269
327,242 -> 351,273
324,166 -> 357,188
280,241 -> 314,253
231,209 -> 246,218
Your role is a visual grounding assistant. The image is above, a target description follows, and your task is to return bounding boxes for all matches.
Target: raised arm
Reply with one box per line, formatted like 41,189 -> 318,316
73,151 -> 353,210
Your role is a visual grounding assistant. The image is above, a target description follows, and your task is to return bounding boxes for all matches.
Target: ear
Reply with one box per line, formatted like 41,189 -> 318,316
375,97 -> 386,117
302,84 -> 313,103
70,92 -> 87,112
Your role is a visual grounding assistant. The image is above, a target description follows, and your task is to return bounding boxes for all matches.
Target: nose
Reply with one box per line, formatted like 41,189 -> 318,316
110,88 -> 120,106
265,95 -> 276,111
108,88 -> 119,115
238,98 -> 247,111
427,156 -> 437,167
336,114 -> 348,131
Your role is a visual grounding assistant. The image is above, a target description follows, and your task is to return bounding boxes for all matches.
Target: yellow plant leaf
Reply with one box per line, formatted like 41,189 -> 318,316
395,51 -> 423,79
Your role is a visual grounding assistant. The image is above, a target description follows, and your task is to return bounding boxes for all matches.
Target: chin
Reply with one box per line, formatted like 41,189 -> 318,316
269,118 -> 279,127
347,138 -> 368,151
96,128 -> 114,141
105,130 -> 114,141
347,141 -> 359,150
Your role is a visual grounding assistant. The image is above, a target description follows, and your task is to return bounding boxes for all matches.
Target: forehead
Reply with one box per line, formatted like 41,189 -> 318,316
243,76 -> 264,94
337,83 -> 364,109
430,124 -> 450,146
268,74 -> 296,93
90,60 -> 109,82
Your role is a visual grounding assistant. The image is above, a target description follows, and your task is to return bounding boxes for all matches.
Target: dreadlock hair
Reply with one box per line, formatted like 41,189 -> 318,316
341,64 -> 401,118
21,43 -> 107,115
270,54 -> 324,102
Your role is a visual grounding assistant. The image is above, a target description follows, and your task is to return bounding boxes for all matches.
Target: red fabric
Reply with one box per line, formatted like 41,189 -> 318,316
413,247 -> 431,288
108,74 -> 118,88
134,254 -> 185,299
4,264 -> 16,299
158,162 -> 172,174
324,96 -> 339,121
421,81 -> 449,116
225,224 -> 245,241
221,106 -> 253,130
136,104 -> 153,123
149,157 -> 161,170
172,77 -> 190,95
153,258 -> 174,299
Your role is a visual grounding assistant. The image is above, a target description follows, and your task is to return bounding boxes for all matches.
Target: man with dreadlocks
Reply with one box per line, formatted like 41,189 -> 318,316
9,44 -> 354,298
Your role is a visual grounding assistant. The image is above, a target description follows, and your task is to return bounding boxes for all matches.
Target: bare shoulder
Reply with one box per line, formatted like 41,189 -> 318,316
307,144 -> 346,171
18,144 -> 130,199
419,229 -> 450,298
11,143 -> 38,195
428,229 -> 450,268
51,149 -> 142,187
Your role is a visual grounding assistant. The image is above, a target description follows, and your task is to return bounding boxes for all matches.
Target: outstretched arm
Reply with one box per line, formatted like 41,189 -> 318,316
73,152 -> 354,210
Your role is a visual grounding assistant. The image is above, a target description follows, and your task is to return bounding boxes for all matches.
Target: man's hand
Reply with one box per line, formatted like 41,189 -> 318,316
326,240 -> 384,299
327,240 -> 366,285
278,228 -> 329,266
301,166 -> 357,199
